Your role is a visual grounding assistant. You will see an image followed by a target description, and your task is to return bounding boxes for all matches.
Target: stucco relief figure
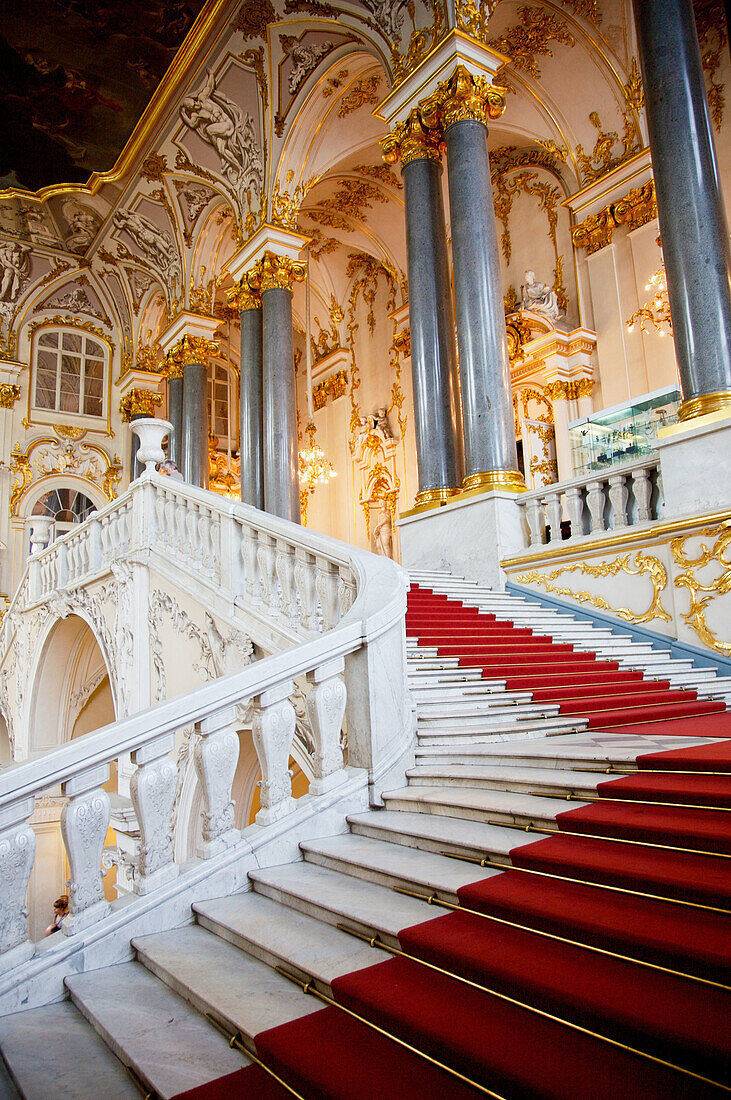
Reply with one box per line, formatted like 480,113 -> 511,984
63,203 -> 101,253
112,209 -> 181,287
180,69 -> 263,197
372,503 -> 394,558
375,407 -> 393,439
361,0 -> 409,40
521,270 -> 563,322
287,40 -> 332,94
0,241 -> 31,302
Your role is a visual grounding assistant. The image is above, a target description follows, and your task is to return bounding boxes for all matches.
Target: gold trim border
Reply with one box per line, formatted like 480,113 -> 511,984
501,508 -> 731,570
677,389 -> 731,423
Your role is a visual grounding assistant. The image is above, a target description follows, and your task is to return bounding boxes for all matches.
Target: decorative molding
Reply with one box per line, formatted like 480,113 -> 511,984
421,64 -> 507,131
313,369 -> 348,410
119,389 -> 163,422
248,252 -> 306,292
0,383 -> 21,409
382,109 -> 443,167
488,8 -> 575,79
391,0 -> 445,86
10,435 -> 122,514
671,523 -> 731,656
575,111 -> 643,186
572,180 -> 657,255
545,378 -> 594,401
516,552 -> 672,626
170,334 -> 220,367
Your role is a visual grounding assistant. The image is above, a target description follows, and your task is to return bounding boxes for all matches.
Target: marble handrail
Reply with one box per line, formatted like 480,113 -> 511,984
518,457 -> 663,549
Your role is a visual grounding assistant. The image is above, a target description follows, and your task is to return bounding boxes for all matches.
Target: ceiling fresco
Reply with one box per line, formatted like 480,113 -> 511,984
0,0 -> 208,192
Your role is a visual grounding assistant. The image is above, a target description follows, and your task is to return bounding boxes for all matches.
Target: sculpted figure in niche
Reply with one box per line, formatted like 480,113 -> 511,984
375,407 -> 393,439
113,210 -> 180,284
0,241 -> 31,301
63,202 -> 102,253
372,502 -> 393,558
180,69 -> 263,196
521,270 -> 563,322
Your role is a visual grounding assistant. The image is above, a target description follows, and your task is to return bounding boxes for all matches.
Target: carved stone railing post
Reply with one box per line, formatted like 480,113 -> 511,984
306,659 -> 347,795
130,731 -> 178,894
241,523 -> 261,603
586,480 -> 606,533
294,547 -> 317,631
544,492 -> 563,544
338,567 -> 356,618
257,532 -> 278,614
632,466 -> 653,522
608,472 -> 629,528
251,681 -> 296,826
316,558 -> 340,630
275,540 -> 297,626
195,706 -> 241,858
564,486 -> 584,539
0,796 -> 36,974
60,765 -> 111,934
525,498 -> 545,546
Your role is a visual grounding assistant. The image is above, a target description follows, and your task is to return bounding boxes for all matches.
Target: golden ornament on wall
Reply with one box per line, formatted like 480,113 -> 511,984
671,522 -> 731,656
0,383 -> 21,409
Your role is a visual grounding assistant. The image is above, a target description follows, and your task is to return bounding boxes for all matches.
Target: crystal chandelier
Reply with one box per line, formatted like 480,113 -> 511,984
626,243 -> 672,337
299,422 -> 337,489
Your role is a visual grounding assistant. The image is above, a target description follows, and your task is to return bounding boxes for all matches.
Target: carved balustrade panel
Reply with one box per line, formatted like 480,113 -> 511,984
0,797 -> 36,975
60,764 -> 112,934
251,682 -> 296,826
306,659 -> 347,795
195,706 -> 241,857
130,731 -> 178,894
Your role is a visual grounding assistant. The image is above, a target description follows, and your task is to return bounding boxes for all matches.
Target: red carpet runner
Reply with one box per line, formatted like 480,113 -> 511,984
174,584 -> 731,1099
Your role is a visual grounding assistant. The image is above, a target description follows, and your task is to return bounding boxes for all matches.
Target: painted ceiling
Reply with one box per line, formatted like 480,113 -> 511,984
0,0 -> 208,192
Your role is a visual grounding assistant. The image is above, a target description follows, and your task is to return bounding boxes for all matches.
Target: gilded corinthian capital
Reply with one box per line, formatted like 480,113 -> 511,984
226,269 -> 262,311
421,64 -> 507,131
248,251 -> 306,293
170,333 -> 220,367
381,109 -> 443,167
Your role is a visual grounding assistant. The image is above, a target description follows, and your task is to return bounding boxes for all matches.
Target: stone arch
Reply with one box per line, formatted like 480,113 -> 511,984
27,612 -> 116,757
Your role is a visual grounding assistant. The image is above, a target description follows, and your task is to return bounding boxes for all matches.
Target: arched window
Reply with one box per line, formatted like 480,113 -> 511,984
31,487 -> 98,545
33,328 -> 107,419
207,359 -> 236,448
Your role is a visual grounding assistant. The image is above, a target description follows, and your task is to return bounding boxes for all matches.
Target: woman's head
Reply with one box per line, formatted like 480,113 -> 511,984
54,895 -> 68,912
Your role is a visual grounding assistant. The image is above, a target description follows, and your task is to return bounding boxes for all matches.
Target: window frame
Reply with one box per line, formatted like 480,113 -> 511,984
29,324 -> 112,432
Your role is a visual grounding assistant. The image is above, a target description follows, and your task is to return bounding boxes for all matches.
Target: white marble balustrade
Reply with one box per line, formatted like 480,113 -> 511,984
519,457 -> 663,549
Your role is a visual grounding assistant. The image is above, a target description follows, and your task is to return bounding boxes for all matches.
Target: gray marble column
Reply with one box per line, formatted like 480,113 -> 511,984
634,0 -> 731,420
402,153 -> 463,503
444,116 -> 522,490
167,367 -> 184,471
262,285 -> 300,522
240,301 -> 264,508
182,360 -> 209,490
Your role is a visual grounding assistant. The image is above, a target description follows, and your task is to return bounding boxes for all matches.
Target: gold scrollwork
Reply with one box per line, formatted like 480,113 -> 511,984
248,253 -> 306,292
671,522 -> 731,656
313,369 -> 348,411
382,110 -> 443,168
10,435 -> 122,514
0,384 -> 21,409
421,65 -> 506,131
516,552 -> 672,625
119,389 -> 163,422
170,334 -> 220,367
572,180 -> 657,255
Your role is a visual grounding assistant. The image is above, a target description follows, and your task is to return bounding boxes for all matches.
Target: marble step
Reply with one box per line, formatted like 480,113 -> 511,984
249,861 -> 435,948
382,784 -> 589,829
416,714 -> 585,740
407,666 -> 486,681
0,1057 -> 19,1099
347,808 -> 519,863
299,831 -> 495,903
405,763 -> 620,799
0,1001 -> 138,1100
65,961 -> 246,1100
415,697 -> 546,718
409,683 -> 524,702
193,891 -> 390,992
132,924 -> 321,1046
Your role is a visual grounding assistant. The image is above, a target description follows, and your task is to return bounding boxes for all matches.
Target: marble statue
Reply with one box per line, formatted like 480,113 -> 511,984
521,270 -> 563,322
180,69 -> 263,196
372,503 -> 393,558
375,407 -> 393,439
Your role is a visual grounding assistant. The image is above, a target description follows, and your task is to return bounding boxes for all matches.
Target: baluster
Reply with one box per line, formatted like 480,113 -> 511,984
564,486 -> 584,540
165,497 -> 178,553
207,512 -> 221,581
195,706 -> 241,857
155,489 -> 167,546
257,533 -> 278,614
586,480 -> 606,534
60,764 -> 111,934
608,473 -> 629,529
524,498 -> 545,546
294,548 -> 317,631
306,660 -> 347,795
338,566 -> 356,617
316,558 -> 340,629
0,796 -> 36,974
187,505 -> 200,566
275,541 -> 297,625
632,466 -> 652,523
242,525 -> 261,603
176,501 -> 188,556
130,732 -> 178,894
251,682 -> 296,825
544,492 -> 563,544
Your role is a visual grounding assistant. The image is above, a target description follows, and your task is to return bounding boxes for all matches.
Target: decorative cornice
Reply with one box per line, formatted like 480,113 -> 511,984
572,179 -> 657,255
545,378 -> 594,401
313,369 -> 348,411
381,109 -> 443,167
420,64 -> 506,132
119,389 -> 163,422
0,383 -> 21,409
248,252 -> 306,293
170,333 -> 220,367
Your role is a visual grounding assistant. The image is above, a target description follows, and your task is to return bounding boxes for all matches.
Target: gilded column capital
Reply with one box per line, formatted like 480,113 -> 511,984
163,349 -> 184,379
0,383 -> 21,409
226,270 -> 262,311
250,251 -> 306,293
120,388 -> 163,422
381,109 -> 443,167
170,333 -> 220,367
421,64 -> 507,131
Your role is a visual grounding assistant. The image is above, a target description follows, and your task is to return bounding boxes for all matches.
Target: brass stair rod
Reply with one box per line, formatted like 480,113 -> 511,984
336,922 -> 730,1093
204,1013 -> 307,1099
485,819 -> 731,860
528,791 -> 731,813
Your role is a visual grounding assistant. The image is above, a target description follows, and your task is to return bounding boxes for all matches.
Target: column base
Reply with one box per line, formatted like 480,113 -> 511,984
414,486 -> 461,506
461,469 -> 526,496
677,389 -> 731,422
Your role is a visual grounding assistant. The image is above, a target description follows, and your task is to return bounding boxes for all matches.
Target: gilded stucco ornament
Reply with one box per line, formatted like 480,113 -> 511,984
170,334 -> 220,367
381,109 -> 443,167
421,65 -> 507,130
672,522 -> 731,655
10,434 -> 122,514
119,389 -> 163,422
0,384 -> 21,409
226,274 -> 262,311
572,180 -> 657,256
249,253 -> 306,293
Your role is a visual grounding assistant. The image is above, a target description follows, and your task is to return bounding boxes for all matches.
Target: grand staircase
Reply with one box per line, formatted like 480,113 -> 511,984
2,573 -> 730,1099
